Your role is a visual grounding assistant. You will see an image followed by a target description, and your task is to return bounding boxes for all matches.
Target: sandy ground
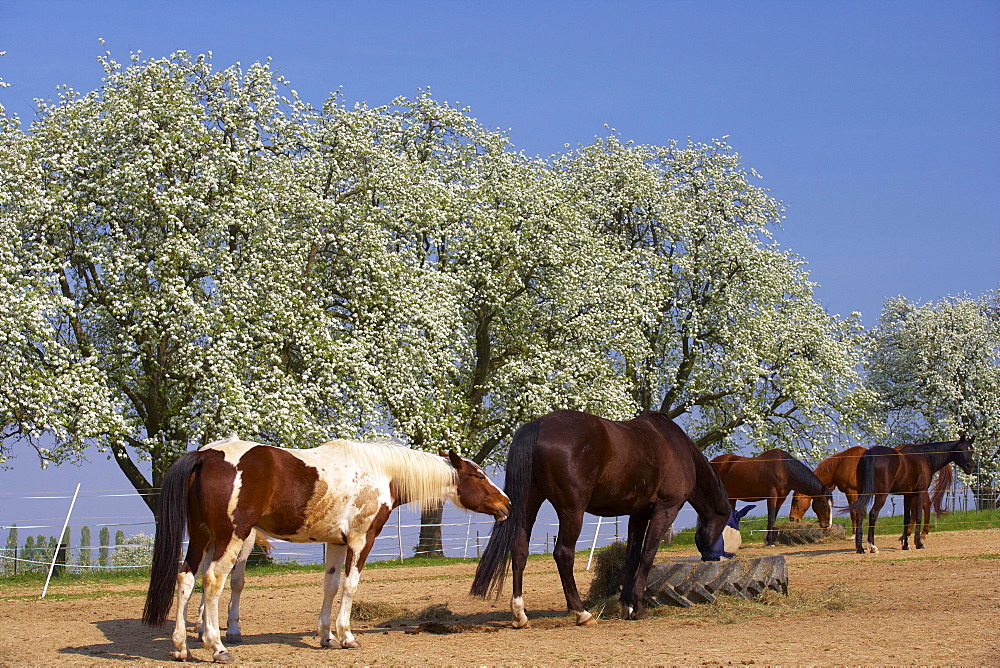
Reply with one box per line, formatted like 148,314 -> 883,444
1,528 -> 998,666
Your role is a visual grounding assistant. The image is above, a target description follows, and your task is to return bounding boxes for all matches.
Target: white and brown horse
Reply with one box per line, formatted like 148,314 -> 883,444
142,436 -> 510,663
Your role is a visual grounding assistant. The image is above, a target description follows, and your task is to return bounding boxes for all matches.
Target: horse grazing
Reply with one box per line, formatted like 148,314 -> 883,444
711,449 -> 833,546
847,438 -> 974,554
788,445 -> 934,538
470,410 -> 732,627
143,436 -> 510,663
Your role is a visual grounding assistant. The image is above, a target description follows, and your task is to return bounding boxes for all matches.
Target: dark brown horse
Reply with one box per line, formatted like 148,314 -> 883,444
470,410 -> 732,627
789,445 -> 940,538
143,436 -> 509,663
847,438 -> 974,554
711,449 -> 833,546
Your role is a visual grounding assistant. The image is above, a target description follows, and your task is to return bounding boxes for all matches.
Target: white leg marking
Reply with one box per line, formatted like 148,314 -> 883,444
511,595 -> 530,629
172,570 -> 196,661
575,609 -> 595,626
334,555 -> 364,649
319,544 -> 347,648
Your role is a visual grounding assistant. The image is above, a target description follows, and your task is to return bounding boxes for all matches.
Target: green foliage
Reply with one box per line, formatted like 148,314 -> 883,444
78,526 -> 91,567
98,526 -> 110,568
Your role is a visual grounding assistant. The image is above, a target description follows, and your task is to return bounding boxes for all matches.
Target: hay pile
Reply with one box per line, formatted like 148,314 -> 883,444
774,521 -> 847,545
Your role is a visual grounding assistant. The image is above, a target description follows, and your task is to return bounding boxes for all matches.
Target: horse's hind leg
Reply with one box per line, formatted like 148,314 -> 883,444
866,494 -> 888,554
510,493 -> 542,629
200,539 -> 245,663
173,530 -> 213,661
552,509 -> 594,626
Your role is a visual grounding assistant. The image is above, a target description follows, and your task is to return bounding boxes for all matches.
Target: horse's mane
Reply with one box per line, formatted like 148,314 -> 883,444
779,451 -> 830,496
323,439 -> 455,506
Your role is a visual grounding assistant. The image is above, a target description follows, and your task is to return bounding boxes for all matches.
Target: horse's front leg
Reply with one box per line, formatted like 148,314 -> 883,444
621,505 -> 679,621
765,496 -> 779,546
333,538 -> 372,649
911,493 -> 925,549
619,513 -> 650,621
552,510 -> 594,626
319,544 -> 347,648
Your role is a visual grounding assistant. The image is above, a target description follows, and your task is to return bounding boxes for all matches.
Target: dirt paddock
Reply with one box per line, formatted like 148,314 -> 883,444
1,529 -> 997,666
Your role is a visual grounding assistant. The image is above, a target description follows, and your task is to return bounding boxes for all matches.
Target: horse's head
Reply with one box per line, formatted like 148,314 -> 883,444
811,489 -> 834,529
788,492 -> 811,522
952,436 -> 976,475
441,450 -> 511,521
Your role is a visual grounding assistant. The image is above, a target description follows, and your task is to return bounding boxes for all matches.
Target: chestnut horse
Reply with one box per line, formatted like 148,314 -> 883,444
788,445 -> 940,538
471,410 -> 732,627
143,436 -> 509,663
711,449 -> 833,546
847,438 -> 974,554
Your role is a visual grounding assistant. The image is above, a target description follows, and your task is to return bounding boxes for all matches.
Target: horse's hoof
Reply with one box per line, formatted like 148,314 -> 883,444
512,618 -> 531,629
171,650 -> 193,662
916,544 -> 925,550
225,633 -> 242,644
342,639 -> 362,649
212,651 -> 234,664
320,638 -> 341,649
576,611 -> 597,626
901,544 -> 909,551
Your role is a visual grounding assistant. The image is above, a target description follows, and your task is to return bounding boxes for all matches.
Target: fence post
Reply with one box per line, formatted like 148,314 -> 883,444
397,510 -> 403,563
42,483 -> 80,598
586,516 -> 603,571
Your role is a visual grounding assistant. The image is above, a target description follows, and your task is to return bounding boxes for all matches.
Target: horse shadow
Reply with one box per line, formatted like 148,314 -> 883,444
56,617 -> 315,662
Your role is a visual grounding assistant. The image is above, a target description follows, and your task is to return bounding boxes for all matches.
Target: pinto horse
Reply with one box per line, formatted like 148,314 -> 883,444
847,438 -> 974,554
470,410 -> 732,627
143,436 -> 510,663
711,449 -> 833,546
788,445 -> 938,538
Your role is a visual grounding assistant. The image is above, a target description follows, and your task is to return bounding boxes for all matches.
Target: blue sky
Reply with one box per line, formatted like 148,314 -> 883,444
1,1 -> 997,533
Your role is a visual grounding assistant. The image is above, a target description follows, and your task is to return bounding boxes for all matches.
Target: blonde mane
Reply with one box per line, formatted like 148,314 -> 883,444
322,439 -> 456,505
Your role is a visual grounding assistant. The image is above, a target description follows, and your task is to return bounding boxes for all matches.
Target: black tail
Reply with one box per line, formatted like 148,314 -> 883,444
470,420 -> 538,599
142,451 -> 200,627
845,451 -> 876,515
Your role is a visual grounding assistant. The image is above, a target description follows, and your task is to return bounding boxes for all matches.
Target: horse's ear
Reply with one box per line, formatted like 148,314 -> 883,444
735,505 -> 755,520
447,450 -> 465,470
438,448 -> 448,458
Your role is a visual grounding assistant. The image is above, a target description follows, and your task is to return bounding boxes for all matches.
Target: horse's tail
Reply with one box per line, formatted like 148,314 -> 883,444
470,420 -> 538,599
142,450 -> 200,627
930,464 -> 953,517
845,450 -> 876,515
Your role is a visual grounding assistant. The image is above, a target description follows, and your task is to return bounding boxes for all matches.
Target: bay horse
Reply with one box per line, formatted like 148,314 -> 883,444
788,445 -> 938,538
143,436 -> 510,663
470,410 -> 732,627
847,438 -> 974,554
710,449 -> 833,546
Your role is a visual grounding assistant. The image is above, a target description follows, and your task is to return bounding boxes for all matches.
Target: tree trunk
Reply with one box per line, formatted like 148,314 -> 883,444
414,502 -> 445,558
